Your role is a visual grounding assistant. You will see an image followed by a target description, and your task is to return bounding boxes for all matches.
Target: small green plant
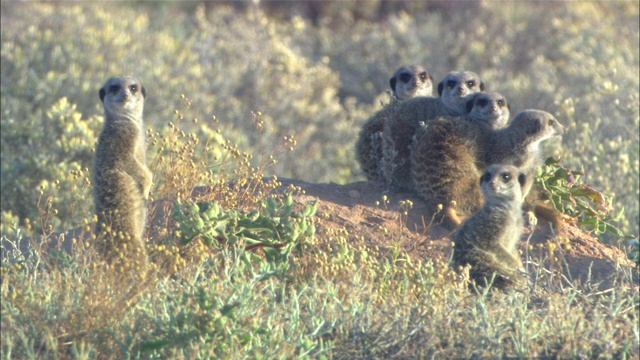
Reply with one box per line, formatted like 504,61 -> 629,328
171,192 -> 317,278
536,157 -> 629,239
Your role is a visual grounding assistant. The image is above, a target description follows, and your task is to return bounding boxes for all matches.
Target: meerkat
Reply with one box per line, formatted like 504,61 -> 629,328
486,110 -> 565,228
411,107 -> 564,230
452,164 -> 527,290
389,65 -> 434,100
93,76 -> 152,270
381,71 -> 485,189
355,65 -> 434,182
410,91 -> 511,229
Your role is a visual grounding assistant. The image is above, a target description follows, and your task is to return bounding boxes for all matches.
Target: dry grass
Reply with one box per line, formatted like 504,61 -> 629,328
1,2 -> 638,359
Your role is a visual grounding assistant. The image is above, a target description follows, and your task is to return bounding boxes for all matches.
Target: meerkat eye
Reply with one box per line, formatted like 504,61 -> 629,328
548,119 -> 555,126
466,80 -> 476,87
129,85 -> 138,93
109,85 -> 120,93
447,80 -> 457,88
399,73 -> 411,83
497,100 -> 505,106
477,99 -> 488,107
419,72 -> 428,81
501,172 -> 511,182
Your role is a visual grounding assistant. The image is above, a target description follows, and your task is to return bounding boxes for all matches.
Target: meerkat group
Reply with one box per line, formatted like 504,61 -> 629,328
355,66 -> 565,290
93,76 -> 152,273
381,71 -> 485,190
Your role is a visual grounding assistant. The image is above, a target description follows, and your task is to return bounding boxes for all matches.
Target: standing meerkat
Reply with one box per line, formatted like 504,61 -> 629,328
355,65 -> 433,182
410,91 -> 511,229
94,76 -> 152,270
381,71 -> 485,189
452,164 -> 527,290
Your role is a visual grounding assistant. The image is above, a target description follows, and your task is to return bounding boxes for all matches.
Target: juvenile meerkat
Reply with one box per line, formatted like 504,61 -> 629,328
94,76 -> 152,269
452,164 -> 527,290
355,65 -> 433,182
381,71 -> 485,189
410,91 -> 511,229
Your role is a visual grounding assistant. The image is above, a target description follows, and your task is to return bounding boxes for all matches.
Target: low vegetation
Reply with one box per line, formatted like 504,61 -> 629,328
1,1 -> 638,358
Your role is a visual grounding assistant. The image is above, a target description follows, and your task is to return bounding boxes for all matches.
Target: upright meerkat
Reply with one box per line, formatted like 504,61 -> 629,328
411,107 -> 563,230
381,71 -> 485,189
452,164 -> 527,290
94,76 -> 152,270
355,65 -> 433,182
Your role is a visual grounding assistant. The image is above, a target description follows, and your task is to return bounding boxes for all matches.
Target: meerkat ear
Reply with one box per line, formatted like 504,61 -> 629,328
437,81 -> 444,96
99,88 -> 106,102
479,81 -> 485,91
389,76 -> 397,92
518,173 -> 527,188
141,85 -> 146,98
466,96 -> 476,113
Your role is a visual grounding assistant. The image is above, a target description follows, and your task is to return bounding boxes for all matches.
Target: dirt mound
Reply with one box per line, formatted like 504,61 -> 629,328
278,178 -> 636,288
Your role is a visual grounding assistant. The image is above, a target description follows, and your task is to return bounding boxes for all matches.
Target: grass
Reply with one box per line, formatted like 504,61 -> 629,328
2,93 -> 638,359
1,2 -> 639,359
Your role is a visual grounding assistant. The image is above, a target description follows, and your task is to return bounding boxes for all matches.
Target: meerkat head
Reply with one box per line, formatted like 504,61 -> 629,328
437,71 -> 485,111
389,65 -> 433,100
509,110 -> 565,147
480,164 -> 526,203
99,76 -> 146,120
466,91 -> 510,129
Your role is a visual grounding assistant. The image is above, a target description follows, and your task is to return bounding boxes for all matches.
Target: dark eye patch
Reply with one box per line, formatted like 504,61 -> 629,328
399,73 -> 411,83
548,119 -> 555,126
129,84 -> 138,93
109,85 -> 120,93
419,72 -> 428,81
447,80 -> 457,88
466,80 -> 476,87
501,172 -> 511,182
497,99 -> 505,106
477,99 -> 488,107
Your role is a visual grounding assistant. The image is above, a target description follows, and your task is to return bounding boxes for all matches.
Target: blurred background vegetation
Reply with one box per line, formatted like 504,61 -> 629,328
1,0 -> 638,240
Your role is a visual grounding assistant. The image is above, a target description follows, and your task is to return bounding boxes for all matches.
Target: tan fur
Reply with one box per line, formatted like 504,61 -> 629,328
356,65 -> 433,182
410,92 -> 510,229
382,71 -> 484,189
94,76 -> 152,271
452,165 -> 527,290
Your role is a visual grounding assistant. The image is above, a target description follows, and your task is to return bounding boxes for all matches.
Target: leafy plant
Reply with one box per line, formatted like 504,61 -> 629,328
171,192 -> 317,278
536,157 -> 630,239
